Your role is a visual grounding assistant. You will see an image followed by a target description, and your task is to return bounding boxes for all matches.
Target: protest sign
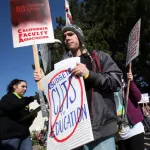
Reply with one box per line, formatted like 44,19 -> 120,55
54,57 -> 80,69
126,18 -> 141,66
42,58 -> 94,150
10,0 -> 54,48
138,93 -> 149,104
125,19 -> 141,105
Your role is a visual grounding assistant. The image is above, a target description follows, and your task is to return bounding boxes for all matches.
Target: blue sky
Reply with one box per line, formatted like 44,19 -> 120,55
0,0 -> 65,99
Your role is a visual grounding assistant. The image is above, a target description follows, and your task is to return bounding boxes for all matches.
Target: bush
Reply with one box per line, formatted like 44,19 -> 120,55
32,139 -> 38,145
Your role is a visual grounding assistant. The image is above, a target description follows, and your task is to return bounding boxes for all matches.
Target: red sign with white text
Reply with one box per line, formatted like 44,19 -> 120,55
10,0 -> 54,48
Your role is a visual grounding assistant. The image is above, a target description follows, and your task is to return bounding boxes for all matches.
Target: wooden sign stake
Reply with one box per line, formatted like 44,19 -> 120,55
125,62 -> 132,112
32,44 -> 42,90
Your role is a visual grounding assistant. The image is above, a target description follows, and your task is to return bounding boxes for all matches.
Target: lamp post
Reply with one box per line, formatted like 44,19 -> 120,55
47,39 -> 62,74
48,39 -> 62,50
39,39 -> 62,74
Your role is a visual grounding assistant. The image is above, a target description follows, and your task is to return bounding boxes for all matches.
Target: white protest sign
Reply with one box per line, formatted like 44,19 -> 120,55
138,93 -> 149,104
10,0 -> 54,48
42,58 -> 94,150
54,57 -> 80,69
126,18 -> 141,66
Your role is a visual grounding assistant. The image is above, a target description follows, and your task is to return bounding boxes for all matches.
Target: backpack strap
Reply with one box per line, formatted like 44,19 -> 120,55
92,50 -> 102,72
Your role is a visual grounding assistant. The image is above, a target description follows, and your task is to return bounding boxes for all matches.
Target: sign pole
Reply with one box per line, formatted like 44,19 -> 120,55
32,44 -> 42,90
125,62 -> 132,112
32,44 -> 49,117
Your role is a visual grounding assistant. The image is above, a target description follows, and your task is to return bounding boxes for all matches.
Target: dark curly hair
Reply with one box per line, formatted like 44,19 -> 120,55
7,79 -> 27,93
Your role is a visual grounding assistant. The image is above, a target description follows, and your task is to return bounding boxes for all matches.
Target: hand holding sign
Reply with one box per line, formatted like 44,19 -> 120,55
34,68 -> 45,82
32,43 -> 50,118
125,63 -> 132,108
32,44 -> 43,90
42,57 -> 94,150
125,19 -> 141,108
71,63 -> 89,77
127,72 -> 133,81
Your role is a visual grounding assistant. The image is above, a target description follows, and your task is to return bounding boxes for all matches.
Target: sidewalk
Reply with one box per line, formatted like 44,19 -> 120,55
33,145 -> 40,150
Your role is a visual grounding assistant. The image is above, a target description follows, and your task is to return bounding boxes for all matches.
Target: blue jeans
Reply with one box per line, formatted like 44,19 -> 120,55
0,136 -> 32,150
75,136 -> 116,150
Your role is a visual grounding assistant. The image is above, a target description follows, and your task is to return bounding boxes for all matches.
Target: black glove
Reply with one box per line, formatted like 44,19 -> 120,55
33,93 -> 40,101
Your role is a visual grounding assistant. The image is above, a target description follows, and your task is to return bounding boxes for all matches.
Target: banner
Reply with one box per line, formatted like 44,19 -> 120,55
10,0 -> 54,48
42,58 -> 94,150
126,18 -> 141,66
138,93 -> 149,104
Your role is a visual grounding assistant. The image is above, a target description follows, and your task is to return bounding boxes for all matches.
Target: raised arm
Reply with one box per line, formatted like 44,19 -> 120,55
0,94 -> 34,113
128,72 -> 141,102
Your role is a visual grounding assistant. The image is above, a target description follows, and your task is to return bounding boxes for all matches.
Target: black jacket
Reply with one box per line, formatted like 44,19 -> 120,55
0,93 -> 34,140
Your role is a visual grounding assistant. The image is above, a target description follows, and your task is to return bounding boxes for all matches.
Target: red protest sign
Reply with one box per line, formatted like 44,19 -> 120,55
10,0 -> 54,48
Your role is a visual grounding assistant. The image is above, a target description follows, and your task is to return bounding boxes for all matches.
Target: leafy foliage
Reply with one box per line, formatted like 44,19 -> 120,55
53,0 -> 150,93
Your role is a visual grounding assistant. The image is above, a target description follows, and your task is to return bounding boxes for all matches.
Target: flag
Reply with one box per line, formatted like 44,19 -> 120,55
65,0 -> 73,25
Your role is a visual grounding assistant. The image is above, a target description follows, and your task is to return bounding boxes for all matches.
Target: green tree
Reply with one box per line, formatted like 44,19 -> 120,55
54,0 -> 150,93
62,0 -> 150,93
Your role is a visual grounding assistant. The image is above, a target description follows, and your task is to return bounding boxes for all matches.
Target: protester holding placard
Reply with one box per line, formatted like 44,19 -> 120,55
0,79 -> 39,150
34,24 -> 122,150
117,72 -> 144,150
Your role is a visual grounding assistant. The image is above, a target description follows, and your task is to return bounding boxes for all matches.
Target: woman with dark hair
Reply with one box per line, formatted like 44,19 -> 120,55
0,79 -> 38,150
